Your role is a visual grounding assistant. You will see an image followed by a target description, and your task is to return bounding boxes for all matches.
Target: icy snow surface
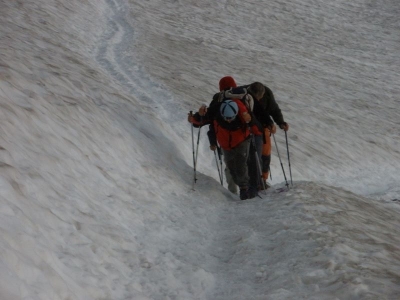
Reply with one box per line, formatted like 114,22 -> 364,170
1,0 -> 400,299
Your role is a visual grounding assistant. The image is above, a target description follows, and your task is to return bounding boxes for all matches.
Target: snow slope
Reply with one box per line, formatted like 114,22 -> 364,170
1,0 -> 400,299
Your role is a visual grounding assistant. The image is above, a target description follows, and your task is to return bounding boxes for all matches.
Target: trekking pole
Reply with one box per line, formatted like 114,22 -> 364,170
255,154 -> 266,195
213,149 -> 223,185
285,131 -> 293,186
190,111 -> 197,190
191,113 -> 202,190
195,129 -> 201,165
217,146 -> 224,185
272,133 -> 289,189
251,135 -> 267,195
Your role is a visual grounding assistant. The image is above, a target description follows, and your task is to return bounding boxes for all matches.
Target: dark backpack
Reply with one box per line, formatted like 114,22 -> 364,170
219,87 -> 268,133
216,87 -> 254,112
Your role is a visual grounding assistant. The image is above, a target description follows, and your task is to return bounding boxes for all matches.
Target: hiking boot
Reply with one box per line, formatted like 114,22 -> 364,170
240,188 -> 249,200
240,187 -> 258,200
247,186 -> 258,199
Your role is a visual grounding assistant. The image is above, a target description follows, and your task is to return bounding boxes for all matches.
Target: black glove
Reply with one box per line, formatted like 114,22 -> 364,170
279,122 -> 289,131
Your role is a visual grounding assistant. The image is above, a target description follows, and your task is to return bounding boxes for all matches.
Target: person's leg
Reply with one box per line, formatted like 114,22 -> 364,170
262,128 -> 272,180
225,167 -> 237,194
223,140 -> 250,187
248,135 -> 263,190
247,140 -> 258,189
254,135 -> 263,188
261,128 -> 272,189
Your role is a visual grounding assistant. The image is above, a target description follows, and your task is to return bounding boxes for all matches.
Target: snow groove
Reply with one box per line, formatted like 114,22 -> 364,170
96,0 -> 179,122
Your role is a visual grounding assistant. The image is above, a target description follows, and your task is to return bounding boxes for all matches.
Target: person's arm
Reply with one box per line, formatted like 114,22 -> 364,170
207,125 -> 218,151
188,92 -> 221,127
188,111 -> 210,128
264,86 -> 288,131
264,87 -> 283,124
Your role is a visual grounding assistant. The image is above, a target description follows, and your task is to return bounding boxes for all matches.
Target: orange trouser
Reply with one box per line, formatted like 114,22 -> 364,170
262,128 -> 272,180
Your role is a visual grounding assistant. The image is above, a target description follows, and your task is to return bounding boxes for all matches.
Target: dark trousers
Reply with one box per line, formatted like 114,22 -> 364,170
248,135 -> 263,189
222,139 -> 250,189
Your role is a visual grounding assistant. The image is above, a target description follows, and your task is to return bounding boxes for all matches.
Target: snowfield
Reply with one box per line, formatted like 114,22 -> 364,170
1,0 -> 400,299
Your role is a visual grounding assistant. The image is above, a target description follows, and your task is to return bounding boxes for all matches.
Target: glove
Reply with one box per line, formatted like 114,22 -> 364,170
242,112 -> 251,123
279,122 -> 289,131
266,124 -> 277,134
199,105 -> 207,116
271,124 -> 277,134
187,112 -> 195,123
209,145 -> 217,151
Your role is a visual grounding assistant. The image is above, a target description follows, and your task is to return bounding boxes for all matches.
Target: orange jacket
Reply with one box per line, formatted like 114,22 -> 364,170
210,99 -> 251,150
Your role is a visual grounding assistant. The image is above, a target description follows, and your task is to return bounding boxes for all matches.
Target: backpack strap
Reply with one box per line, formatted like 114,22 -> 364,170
217,91 -> 225,103
224,87 -> 254,112
242,94 -> 254,112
